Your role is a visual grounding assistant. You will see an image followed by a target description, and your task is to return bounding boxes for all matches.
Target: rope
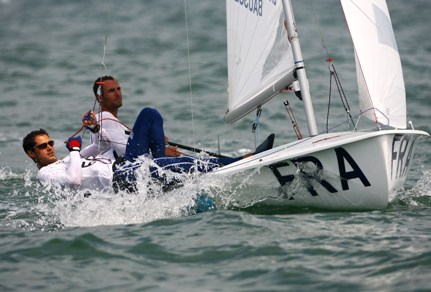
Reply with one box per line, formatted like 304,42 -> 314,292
97,117 -> 132,131
70,125 -> 85,138
79,155 -> 113,164
70,117 -> 131,140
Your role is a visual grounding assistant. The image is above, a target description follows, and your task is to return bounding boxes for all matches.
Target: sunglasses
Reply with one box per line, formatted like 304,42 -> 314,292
33,140 -> 54,150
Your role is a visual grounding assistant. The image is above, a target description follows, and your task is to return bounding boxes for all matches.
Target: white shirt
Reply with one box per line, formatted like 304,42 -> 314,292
38,151 -> 113,191
80,111 -> 130,160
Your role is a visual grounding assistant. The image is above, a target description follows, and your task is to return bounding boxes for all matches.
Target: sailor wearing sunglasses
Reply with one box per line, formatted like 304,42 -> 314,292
23,129 -> 113,191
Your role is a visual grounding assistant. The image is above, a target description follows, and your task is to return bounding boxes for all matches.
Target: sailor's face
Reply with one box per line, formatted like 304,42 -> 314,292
100,80 -> 123,110
28,134 -> 57,168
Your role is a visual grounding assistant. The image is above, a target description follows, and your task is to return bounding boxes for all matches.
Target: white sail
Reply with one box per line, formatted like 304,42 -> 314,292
341,0 -> 406,129
225,0 -> 295,123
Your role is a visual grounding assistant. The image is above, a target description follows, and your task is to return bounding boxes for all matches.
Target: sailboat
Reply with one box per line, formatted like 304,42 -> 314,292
208,0 -> 429,210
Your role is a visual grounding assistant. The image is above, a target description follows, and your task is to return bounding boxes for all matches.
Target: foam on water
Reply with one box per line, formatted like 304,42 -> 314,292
3,159 -> 431,231
411,170 -> 431,195
24,157 -> 226,228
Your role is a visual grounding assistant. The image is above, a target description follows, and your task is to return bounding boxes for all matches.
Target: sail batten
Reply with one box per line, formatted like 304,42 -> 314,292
225,0 -> 295,124
341,0 -> 406,128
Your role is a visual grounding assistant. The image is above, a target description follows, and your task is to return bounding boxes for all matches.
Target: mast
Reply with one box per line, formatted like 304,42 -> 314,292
282,0 -> 318,137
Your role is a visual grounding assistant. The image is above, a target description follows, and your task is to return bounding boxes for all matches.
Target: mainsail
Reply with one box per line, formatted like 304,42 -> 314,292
341,0 -> 407,129
225,0 -> 295,123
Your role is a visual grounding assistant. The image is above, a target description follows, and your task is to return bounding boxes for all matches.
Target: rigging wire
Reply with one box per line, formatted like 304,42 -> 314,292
183,0 -> 196,150
70,36 -> 112,140
81,0 -> 114,145
95,35 -> 110,151
69,35 -> 109,140
308,0 -> 330,60
331,64 -> 354,127
100,35 -> 109,74
308,0 -> 353,132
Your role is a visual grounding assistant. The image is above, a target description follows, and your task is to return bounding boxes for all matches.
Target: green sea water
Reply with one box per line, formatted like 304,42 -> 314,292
1,0 -> 431,290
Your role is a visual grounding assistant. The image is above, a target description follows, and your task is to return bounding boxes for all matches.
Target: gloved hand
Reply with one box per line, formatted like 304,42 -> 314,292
82,111 -> 99,133
82,110 -> 93,124
66,136 -> 82,152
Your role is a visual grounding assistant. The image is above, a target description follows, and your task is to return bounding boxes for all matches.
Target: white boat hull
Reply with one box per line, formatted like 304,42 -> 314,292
212,129 -> 429,210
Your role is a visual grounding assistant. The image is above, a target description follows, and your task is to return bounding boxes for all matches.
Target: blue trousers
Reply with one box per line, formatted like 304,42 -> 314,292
113,107 -> 242,192
124,107 -> 166,161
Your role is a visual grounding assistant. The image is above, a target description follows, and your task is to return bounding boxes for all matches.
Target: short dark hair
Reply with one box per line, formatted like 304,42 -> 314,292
93,75 -> 116,98
23,128 -> 49,153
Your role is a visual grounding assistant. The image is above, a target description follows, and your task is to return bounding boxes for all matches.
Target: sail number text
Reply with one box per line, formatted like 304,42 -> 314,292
233,0 -> 263,16
391,134 -> 414,180
269,147 -> 370,198
269,135 -> 416,198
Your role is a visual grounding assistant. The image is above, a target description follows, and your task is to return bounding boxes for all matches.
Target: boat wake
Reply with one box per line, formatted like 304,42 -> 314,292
2,164 -> 431,230
388,170 -> 431,209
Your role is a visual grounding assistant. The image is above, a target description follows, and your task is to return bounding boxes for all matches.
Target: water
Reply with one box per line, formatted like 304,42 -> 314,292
1,0 -> 431,290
